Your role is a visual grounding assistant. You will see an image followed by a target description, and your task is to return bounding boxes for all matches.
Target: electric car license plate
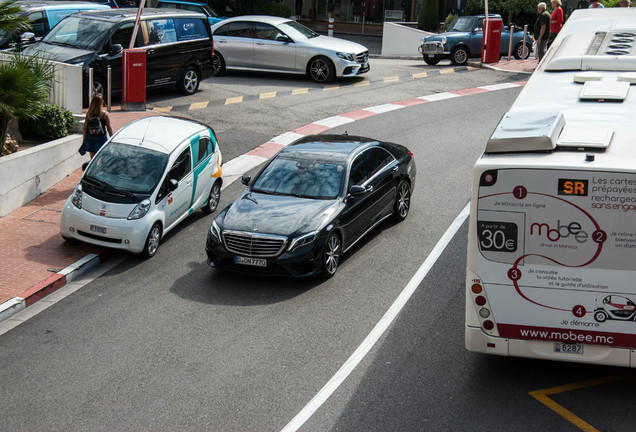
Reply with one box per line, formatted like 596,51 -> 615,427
89,224 -> 107,235
554,343 -> 584,355
235,256 -> 266,267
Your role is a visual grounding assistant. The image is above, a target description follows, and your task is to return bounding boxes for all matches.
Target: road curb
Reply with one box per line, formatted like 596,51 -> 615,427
0,251 -> 109,324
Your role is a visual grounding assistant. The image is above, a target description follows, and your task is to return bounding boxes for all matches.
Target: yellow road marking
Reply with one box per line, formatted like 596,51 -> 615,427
440,68 -> 455,74
225,96 -> 243,105
354,81 -> 370,87
260,92 -> 277,99
292,88 -> 309,95
324,85 -> 339,91
189,101 -> 209,110
529,372 -> 636,432
412,72 -> 428,79
384,76 -> 399,83
153,106 -> 173,112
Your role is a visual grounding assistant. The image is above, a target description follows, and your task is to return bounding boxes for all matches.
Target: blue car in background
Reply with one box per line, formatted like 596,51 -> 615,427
156,0 -> 225,26
418,14 -> 533,65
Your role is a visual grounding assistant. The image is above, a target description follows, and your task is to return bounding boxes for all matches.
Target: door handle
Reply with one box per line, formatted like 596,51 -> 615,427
392,166 -> 399,172
366,185 -> 374,193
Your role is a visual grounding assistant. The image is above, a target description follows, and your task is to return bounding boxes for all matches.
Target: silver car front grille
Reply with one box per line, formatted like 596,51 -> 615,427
223,231 -> 287,257
356,51 -> 369,64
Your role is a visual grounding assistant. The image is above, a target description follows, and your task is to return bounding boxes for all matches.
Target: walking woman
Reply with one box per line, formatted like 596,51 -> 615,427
550,0 -> 564,46
78,95 -> 113,159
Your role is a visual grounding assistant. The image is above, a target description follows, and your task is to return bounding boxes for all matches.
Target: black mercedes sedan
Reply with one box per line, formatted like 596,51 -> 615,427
205,134 -> 416,278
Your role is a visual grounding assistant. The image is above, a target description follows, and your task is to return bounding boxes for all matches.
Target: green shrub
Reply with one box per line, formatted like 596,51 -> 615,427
418,0 -> 439,31
265,2 -> 291,17
19,104 -> 76,140
444,13 -> 458,31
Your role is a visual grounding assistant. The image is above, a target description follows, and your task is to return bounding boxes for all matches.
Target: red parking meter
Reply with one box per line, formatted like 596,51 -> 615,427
122,48 -> 146,110
481,18 -> 502,63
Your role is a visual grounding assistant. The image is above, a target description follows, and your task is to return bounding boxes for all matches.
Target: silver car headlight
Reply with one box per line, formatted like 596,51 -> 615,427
336,52 -> 355,61
441,36 -> 447,45
288,231 -> 318,252
209,219 -> 222,243
128,199 -> 150,220
71,184 -> 83,209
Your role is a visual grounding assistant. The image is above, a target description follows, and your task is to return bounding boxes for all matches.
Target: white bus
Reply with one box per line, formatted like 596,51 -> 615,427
465,8 -> 636,367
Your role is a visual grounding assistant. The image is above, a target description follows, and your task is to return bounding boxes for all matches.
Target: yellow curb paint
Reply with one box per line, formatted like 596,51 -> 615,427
153,106 -> 173,112
225,96 -> 243,105
440,68 -> 455,74
292,88 -> 309,95
354,81 -> 370,87
529,373 -> 636,432
384,76 -> 399,83
260,92 -> 277,99
324,85 -> 339,91
412,72 -> 428,79
189,101 -> 209,110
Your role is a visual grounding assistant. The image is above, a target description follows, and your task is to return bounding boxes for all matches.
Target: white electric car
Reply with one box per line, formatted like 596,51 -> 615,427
61,116 -> 223,257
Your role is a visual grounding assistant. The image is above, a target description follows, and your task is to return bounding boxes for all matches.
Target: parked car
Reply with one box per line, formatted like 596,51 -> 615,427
210,15 -> 369,83
205,134 -> 416,278
23,8 -> 215,104
0,1 -> 110,50
61,116 -> 223,258
418,15 -> 533,65
156,0 -> 225,26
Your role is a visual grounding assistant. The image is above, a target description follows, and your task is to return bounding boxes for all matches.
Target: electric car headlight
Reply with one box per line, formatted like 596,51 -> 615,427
209,219 -> 222,243
441,36 -> 447,45
288,231 -> 318,252
336,52 -> 355,61
71,184 -> 83,209
128,199 -> 150,220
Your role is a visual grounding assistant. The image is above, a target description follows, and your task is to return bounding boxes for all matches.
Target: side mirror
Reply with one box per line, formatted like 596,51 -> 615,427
276,34 -> 292,43
241,175 -> 251,186
169,179 -> 179,191
111,43 -> 123,55
348,185 -> 366,196
21,32 -> 35,43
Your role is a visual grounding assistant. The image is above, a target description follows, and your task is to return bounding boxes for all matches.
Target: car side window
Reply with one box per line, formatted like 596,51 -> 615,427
170,148 -> 192,182
26,11 -> 47,38
193,137 -> 212,168
254,23 -> 282,41
227,21 -> 253,38
366,147 -> 394,179
110,22 -> 141,49
144,18 -> 177,45
348,154 -> 369,190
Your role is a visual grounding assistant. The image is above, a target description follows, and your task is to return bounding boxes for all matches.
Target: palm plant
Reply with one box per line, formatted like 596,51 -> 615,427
0,0 -> 29,34
0,53 -> 54,155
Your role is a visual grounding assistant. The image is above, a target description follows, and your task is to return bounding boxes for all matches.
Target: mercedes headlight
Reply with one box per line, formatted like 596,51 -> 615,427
336,52 -> 355,61
209,219 -> 222,243
289,231 -> 318,252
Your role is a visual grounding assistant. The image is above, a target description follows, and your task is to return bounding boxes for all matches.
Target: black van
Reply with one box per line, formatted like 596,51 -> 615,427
23,8 -> 214,102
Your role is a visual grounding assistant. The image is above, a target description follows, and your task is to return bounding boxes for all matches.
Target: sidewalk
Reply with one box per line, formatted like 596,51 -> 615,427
0,107 -> 159,320
0,59 -> 535,322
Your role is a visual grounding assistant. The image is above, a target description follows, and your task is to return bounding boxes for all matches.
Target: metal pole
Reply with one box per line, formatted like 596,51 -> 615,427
107,66 -> 112,111
362,2 -> 365,34
507,24 -> 514,61
522,24 -> 528,61
88,67 -> 93,107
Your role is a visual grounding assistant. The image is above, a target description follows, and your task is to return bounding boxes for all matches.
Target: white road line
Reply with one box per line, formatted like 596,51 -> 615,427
280,202 -> 471,432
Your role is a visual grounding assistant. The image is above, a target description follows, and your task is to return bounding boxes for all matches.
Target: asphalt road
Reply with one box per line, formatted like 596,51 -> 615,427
1,58 -> 635,431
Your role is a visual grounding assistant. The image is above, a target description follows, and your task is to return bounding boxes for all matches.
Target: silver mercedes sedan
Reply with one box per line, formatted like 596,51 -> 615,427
210,15 -> 370,83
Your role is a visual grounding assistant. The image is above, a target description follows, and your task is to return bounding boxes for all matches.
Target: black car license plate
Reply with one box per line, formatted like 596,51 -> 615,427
235,256 -> 266,267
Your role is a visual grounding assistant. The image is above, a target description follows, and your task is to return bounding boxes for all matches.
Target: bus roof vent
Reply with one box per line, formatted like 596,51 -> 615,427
486,112 -> 565,153
557,124 -> 613,149
579,80 -> 630,101
546,31 -> 636,71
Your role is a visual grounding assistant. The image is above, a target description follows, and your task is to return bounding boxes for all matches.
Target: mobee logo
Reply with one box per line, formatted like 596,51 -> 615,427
530,220 -> 589,243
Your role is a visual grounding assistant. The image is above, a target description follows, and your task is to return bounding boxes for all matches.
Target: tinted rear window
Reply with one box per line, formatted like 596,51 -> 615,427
174,18 -> 208,41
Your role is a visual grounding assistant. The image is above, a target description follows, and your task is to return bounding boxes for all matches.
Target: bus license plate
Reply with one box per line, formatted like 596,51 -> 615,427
90,224 -> 107,235
554,343 -> 584,355
235,256 -> 266,267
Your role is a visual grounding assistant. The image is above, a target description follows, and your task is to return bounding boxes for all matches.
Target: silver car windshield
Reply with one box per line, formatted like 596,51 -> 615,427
84,143 -> 169,194
252,156 -> 344,199
447,16 -> 475,32
42,16 -> 112,50
278,20 -> 319,39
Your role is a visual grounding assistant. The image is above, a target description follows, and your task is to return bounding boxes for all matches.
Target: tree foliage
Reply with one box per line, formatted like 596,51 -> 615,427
418,0 -> 439,31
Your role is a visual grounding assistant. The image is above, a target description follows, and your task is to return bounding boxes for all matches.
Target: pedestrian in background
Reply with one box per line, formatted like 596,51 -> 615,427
620,0 -> 630,7
589,0 -> 604,8
549,0 -> 563,46
534,2 -> 551,62
78,95 -> 113,159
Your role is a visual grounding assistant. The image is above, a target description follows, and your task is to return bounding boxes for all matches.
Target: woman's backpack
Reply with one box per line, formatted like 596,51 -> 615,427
87,115 -> 105,135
